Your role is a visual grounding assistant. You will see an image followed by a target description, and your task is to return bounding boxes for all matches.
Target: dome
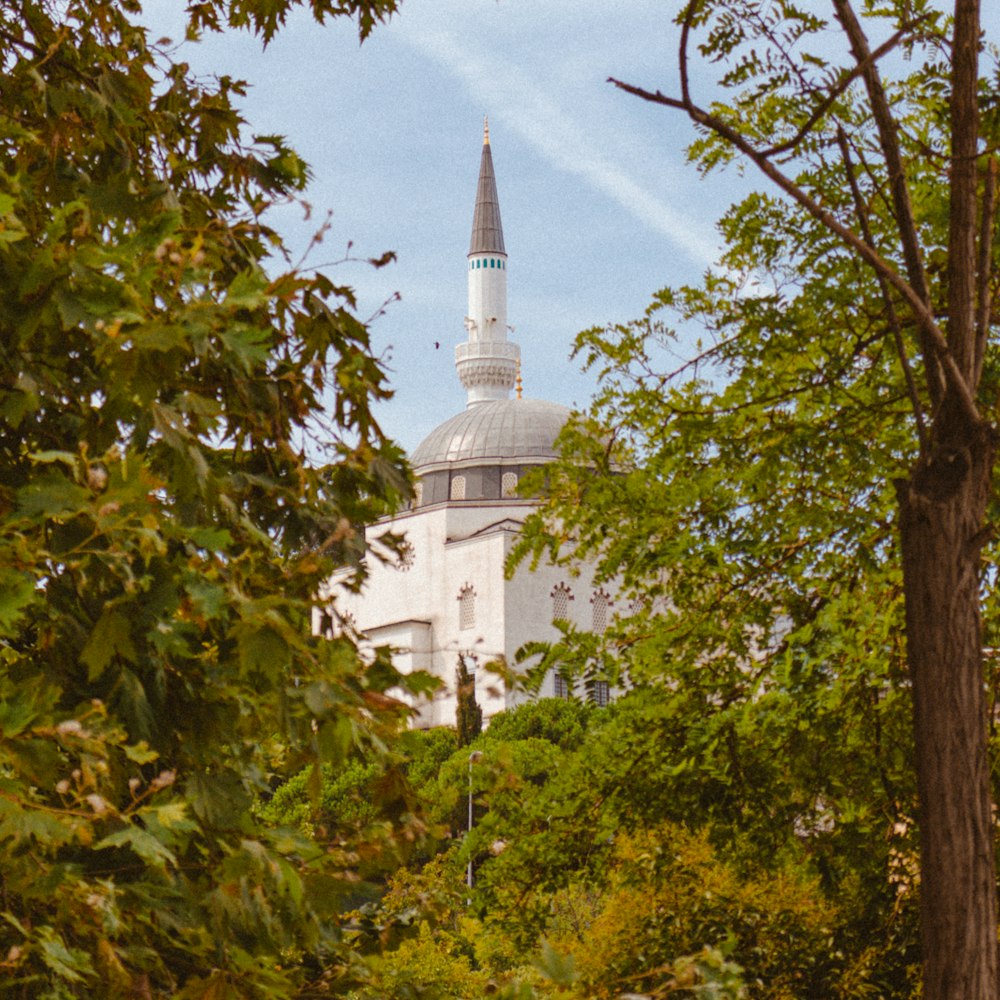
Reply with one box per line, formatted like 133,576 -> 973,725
410,398 -> 570,472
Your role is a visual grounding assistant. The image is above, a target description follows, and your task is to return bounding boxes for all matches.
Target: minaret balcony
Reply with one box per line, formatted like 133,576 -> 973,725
455,341 -> 520,364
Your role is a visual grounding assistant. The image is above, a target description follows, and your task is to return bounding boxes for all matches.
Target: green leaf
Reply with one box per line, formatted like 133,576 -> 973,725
532,939 -> 579,986
16,470 -> 89,518
0,678 -> 54,737
224,268 -> 267,309
95,825 -> 177,869
124,740 -> 159,765
144,799 -> 198,833
220,325 -> 271,371
0,570 -> 37,634
236,624 -> 290,675
37,925 -> 93,983
0,796 -> 78,848
80,609 -> 138,680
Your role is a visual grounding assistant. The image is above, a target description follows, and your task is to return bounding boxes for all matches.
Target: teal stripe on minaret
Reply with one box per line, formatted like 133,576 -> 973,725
469,118 -> 506,256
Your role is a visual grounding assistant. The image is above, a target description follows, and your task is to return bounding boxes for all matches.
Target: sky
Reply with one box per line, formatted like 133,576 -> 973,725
140,1 -> 1000,454
139,0 -> 740,453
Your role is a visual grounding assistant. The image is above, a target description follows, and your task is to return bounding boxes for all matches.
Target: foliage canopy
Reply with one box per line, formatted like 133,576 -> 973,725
0,1 -> 432,996
513,2 -> 1000,996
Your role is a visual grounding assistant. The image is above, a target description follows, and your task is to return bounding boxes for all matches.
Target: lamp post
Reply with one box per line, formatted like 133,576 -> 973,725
467,750 -> 483,891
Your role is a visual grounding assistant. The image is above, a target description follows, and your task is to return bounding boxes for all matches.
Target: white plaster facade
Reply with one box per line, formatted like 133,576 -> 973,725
323,498 -> 607,727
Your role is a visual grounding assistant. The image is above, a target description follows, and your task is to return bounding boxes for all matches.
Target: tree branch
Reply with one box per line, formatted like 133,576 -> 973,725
763,17 -> 932,160
837,125 -> 929,450
608,75 -> 981,428
944,0 -> 981,387
832,0 -> 944,406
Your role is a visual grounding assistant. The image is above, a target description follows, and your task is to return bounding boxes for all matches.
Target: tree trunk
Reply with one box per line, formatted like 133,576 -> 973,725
897,421 -> 998,1000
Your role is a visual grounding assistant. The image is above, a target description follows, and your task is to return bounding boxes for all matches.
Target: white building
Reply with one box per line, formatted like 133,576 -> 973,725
323,123 -> 613,728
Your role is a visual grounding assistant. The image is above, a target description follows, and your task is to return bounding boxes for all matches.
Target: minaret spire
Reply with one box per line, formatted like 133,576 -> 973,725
457,122 -> 519,407
468,122 -> 505,256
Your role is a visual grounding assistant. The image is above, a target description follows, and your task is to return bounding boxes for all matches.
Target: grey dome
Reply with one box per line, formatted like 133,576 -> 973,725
411,398 -> 570,471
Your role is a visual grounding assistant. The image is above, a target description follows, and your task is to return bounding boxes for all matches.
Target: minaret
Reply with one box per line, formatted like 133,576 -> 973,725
456,118 -> 520,407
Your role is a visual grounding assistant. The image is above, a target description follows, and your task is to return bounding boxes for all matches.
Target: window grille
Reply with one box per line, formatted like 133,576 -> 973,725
591,590 -> 610,634
451,476 -> 466,501
413,482 -> 423,507
397,542 -> 415,572
592,681 -> 610,707
554,674 -> 570,699
458,585 -> 475,631
501,472 -> 518,497
551,583 -> 573,623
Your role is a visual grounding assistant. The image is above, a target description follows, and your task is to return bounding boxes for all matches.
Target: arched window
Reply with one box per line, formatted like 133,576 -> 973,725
413,481 -> 424,507
551,583 -> 574,623
450,475 -> 466,501
591,589 -> 611,634
458,584 -> 476,631
397,541 -> 415,572
501,472 -> 518,497
554,673 -> 570,699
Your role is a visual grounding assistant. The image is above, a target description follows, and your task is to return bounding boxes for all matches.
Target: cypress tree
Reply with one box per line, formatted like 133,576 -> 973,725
456,654 -> 483,746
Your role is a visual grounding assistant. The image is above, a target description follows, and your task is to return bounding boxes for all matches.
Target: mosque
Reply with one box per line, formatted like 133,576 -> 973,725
322,123 -> 614,728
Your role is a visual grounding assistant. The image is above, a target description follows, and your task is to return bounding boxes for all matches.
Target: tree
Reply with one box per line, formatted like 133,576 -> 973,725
387,691 -> 917,996
516,3 -> 1000,996
455,655 -> 483,747
0,1 -> 423,995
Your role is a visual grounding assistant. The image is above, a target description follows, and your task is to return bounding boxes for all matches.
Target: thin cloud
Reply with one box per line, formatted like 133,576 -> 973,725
403,23 -> 720,268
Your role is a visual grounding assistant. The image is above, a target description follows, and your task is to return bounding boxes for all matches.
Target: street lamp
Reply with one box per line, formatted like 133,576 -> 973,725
467,750 -> 483,891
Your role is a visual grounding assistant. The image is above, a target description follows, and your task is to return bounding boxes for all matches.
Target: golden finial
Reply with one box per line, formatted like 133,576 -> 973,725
484,115 -> 490,145
516,359 -> 522,399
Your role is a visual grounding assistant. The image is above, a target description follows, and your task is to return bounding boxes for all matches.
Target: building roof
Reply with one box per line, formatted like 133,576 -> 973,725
410,398 -> 570,471
468,126 -> 506,256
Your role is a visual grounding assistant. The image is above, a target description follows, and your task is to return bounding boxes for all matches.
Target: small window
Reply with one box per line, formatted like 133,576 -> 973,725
450,475 -> 466,500
551,583 -> 574,623
554,674 -> 570,699
592,681 -> 610,707
458,584 -> 476,631
490,259 -> 495,268
413,482 -> 424,507
591,589 -> 611,634
397,541 -> 415,572
501,472 -> 518,497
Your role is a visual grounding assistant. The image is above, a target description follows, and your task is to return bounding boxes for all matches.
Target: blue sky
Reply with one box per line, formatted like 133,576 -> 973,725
142,1 -> 1000,454
141,0 -> 737,452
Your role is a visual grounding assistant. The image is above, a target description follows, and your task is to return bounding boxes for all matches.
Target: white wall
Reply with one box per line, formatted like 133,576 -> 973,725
328,495 -> 613,728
